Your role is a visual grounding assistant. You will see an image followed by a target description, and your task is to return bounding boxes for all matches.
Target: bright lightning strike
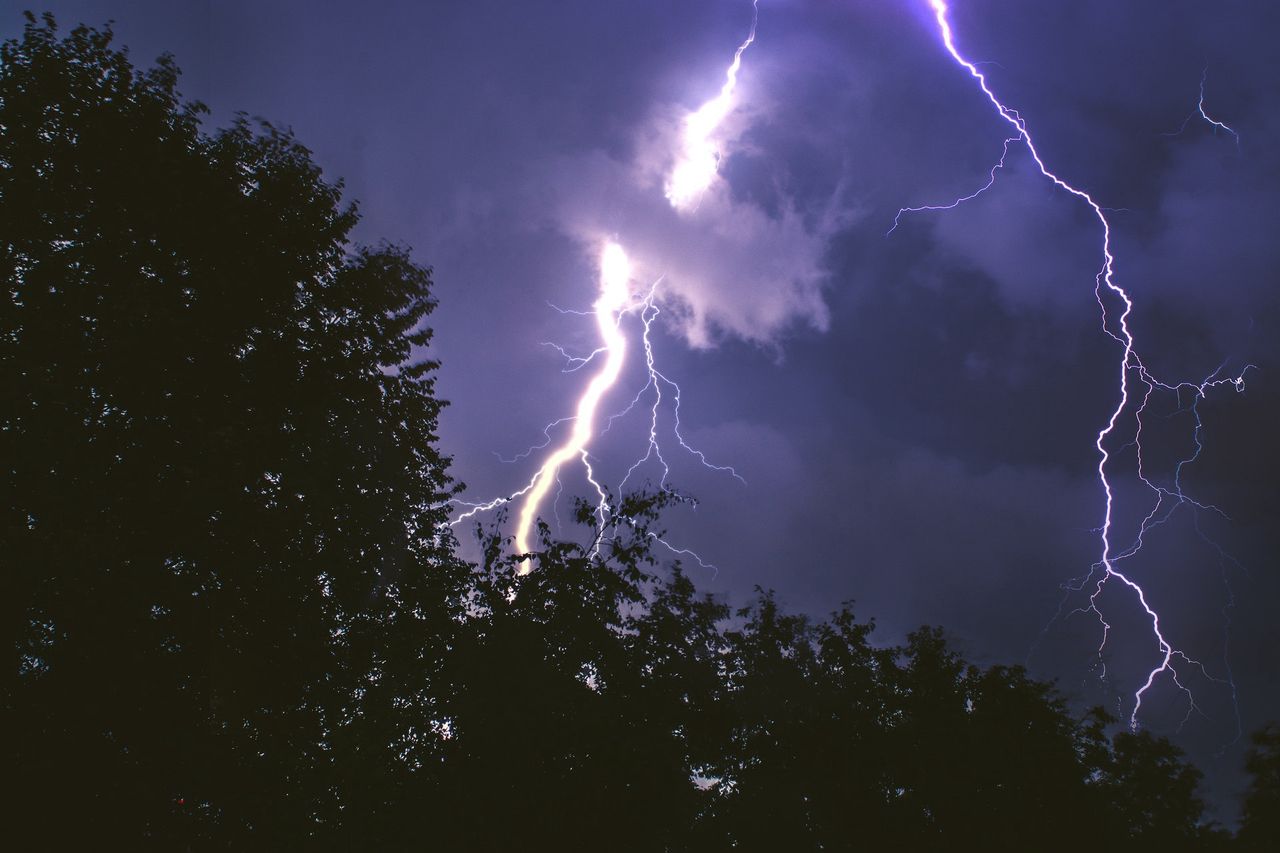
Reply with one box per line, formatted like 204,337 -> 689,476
455,240 -> 742,570
665,0 -> 759,211
455,3 -> 760,571
448,245 -> 632,562
511,241 -> 632,564
912,0 -> 1251,730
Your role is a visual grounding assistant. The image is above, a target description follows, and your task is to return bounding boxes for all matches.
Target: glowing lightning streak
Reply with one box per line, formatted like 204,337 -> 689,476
920,0 -> 1249,728
887,135 -> 1019,235
615,279 -> 746,494
455,2 -> 758,574
461,259 -> 743,569
1167,68 -> 1241,149
666,0 -> 759,210
512,242 -> 632,565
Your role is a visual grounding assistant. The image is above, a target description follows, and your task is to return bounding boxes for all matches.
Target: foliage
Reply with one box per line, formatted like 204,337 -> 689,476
3,13 -> 462,846
1238,724 -> 1280,850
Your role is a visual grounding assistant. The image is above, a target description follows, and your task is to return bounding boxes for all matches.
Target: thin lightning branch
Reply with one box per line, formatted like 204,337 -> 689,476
579,448 -> 612,557
494,416 -> 575,464
918,0 -> 1250,729
1166,68 -> 1241,149
450,482 -> 533,525
549,470 -> 565,535
619,298 -> 674,495
546,301 -> 596,317
1195,69 -> 1241,147
619,279 -> 745,495
888,135 -> 1019,235
649,532 -> 721,578
1111,367 -> 1245,556
541,341 -> 608,373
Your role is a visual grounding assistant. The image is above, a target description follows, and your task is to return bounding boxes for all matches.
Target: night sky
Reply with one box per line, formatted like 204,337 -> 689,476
10,0 -> 1278,818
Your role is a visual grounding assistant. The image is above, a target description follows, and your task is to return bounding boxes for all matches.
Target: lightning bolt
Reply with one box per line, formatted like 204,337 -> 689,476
454,240 -> 742,571
1166,68 -> 1241,149
510,241 -> 631,562
910,0 -> 1250,729
614,279 -> 745,495
666,0 -> 759,211
454,2 -> 760,569
886,135 -> 1019,236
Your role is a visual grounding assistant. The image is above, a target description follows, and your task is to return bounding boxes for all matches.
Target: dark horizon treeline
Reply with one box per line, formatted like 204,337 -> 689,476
5,14 -> 1279,850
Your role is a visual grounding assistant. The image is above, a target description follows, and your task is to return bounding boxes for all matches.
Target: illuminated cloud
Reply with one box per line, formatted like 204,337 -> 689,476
552,106 -> 848,350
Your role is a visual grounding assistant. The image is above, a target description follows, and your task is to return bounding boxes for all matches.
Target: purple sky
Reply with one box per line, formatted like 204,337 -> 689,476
9,0 -> 1278,818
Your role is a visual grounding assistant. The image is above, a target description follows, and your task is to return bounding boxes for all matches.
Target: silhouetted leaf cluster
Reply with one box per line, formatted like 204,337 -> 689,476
5,15 -> 1273,851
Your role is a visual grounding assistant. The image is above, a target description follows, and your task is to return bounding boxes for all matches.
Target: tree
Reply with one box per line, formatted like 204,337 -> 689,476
1238,723 -> 1280,850
3,15 -> 462,846
433,494 -> 722,852
1092,727 -> 1221,850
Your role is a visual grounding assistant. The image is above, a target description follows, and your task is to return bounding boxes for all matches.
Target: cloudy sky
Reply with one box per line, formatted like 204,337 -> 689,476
9,0 -> 1277,817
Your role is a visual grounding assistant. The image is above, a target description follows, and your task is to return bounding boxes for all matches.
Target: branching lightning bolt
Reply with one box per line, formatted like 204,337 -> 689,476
666,0 -> 759,211
453,3 -> 760,570
509,242 -> 631,562
887,135 -> 1019,235
453,242 -> 742,571
907,0 -> 1251,729
455,0 -> 1251,732
615,278 -> 745,495
1166,68 -> 1241,150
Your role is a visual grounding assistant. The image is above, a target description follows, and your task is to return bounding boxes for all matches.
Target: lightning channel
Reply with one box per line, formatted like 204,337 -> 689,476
507,241 -> 632,563
1167,68 -> 1241,149
666,0 -> 759,211
454,2 -> 761,572
911,0 -> 1250,729
452,242 -> 742,571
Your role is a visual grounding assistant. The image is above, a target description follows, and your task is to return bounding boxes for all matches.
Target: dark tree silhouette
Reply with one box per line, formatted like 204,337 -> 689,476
430,495 -> 728,852
1238,723 -> 1280,850
1095,727 -> 1221,849
693,610 -> 1220,851
3,12 -> 1251,851
4,14 -> 462,846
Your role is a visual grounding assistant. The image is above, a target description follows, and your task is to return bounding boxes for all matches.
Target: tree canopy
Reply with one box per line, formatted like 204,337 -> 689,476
3,13 -> 1272,850
4,13 -> 461,846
